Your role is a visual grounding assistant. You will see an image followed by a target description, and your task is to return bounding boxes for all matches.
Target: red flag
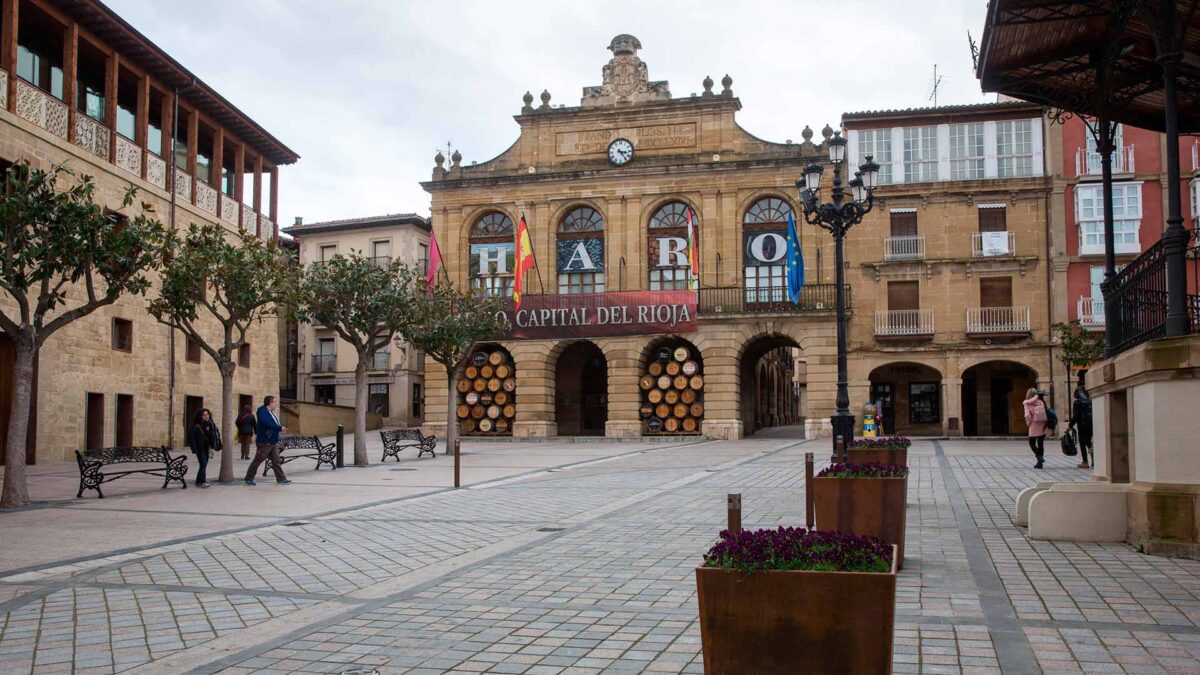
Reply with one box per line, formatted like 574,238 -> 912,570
426,228 -> 443,288
513,214 -> 536,309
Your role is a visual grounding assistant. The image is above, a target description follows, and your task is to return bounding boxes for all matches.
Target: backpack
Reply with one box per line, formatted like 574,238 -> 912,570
1045,405 -> 1058,430
1061,428 -> 1078,456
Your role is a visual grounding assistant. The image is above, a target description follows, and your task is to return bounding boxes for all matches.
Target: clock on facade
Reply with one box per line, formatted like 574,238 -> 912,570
607,138 -> 635,165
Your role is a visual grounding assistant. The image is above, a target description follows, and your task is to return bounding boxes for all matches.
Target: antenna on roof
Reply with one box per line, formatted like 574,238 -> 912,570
927,64 -> 944,107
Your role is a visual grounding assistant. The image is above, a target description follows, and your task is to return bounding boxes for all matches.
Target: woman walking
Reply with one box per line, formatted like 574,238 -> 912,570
235,404 -> 257,460
1069,384 -> 1094,469
188,408 -> 223,487
1023,388 -> 1048,470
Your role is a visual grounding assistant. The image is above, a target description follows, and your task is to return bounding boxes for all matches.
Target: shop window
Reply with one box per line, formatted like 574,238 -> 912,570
557,206 -> 605,294
470,212 -> 515,297
648,202 -> 697,291
314,383 -> 336,404
742,197 -> 793,304
369,384 -> 389,416
908,382 -> 940,424
111,318 -> 133,352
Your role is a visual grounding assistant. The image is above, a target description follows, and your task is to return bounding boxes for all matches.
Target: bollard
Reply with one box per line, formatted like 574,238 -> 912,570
835,435 -> 847,466
805,452 -> 815,529
453,438 -> 461,488
336,425 -> 344,468
727,493 -> 741,534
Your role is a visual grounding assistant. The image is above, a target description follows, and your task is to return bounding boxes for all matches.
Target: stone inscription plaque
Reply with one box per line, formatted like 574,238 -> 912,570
556,122 -> 697,156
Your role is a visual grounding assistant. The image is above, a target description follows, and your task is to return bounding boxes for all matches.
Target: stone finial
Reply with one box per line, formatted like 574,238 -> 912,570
702,75 -> 714,96
608,34 -> 642,55
801,125 -> 814,142
450,149 -> 462,168
720,74 -> 733,96
522,91 -> 534,114
539,89 -> 552,109
821,124 -> 834,140
434,150 -> 445,168
582,34 -> 670,107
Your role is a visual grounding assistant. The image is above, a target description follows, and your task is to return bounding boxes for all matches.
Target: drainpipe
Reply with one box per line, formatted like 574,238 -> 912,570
166,79 -> 195,448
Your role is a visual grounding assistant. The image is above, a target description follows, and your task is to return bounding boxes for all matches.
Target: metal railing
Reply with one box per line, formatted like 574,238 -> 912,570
698,283 -> 848,315
1077,297 -> 1105,328
883,235 -> 925,261
971,231 -> 1016,258
874,309 -> 934,336
370,351 -> 390,371
966,306 -> 1031,333
311,354 -> 336,373
1105,231 -> 1200,354
1077,145 -> 1135,175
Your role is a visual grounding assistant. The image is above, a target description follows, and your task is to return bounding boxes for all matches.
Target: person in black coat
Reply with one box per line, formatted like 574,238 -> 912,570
188,408 -> 222,487
1069,385 -> 1094,469
235,405 -> 257,460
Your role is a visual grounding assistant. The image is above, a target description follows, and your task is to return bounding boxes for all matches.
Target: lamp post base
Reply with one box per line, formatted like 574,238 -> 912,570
830,412 -> 856,464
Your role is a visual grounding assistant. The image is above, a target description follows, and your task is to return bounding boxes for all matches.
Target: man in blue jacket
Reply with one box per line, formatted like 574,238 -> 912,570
245,395 -> 291,485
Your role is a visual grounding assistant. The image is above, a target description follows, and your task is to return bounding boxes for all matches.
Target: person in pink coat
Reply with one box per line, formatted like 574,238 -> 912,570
1023,387 -> 1048,469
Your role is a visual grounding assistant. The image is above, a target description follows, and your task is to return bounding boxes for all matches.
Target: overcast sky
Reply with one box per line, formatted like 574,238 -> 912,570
106,0 -> 992,226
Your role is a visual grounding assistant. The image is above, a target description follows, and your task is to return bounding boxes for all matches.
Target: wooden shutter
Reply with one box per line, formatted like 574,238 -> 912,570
979,277 -> 1013,308
890,212 -> 918,237
978,208 -> 1007,232
887,281 -> 920,310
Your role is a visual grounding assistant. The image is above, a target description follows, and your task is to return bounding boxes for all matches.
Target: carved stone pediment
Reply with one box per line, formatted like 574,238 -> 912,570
581,34 -> 671,108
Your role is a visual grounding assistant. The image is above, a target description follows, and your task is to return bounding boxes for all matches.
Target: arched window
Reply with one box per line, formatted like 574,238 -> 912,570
647,202 -> 697,291
556,206 -> 605,294
742,197 -> 794,304
469,212 -> 515,297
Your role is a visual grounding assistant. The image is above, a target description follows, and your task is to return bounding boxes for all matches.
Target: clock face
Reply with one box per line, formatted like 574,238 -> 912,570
607,138 -> 635,165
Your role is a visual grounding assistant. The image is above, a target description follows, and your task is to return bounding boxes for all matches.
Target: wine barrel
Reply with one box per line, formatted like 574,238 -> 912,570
648,362 -> 663,376
457,379 -> 471,393
683,417 -> 698,432
495,391 -> 509,406
496,364 -> 511,379
682,360 -> 699,376
480,364 -> 494,379
488,351 -> 504,366
666,361 -> 680,376
465,365 -> 479,379
639,375 -> 655,391
655,403 -> 671,419
690,402 -> 705,417
664,417 -> 680,432
673,375 -> 689,390
648,389 -> 663,404
471,405 -> 486,419
456,404 -> 470,419
472,379 -> 486,393
487,405 -> 501,419
480,393 -> 493,405
690,375 -> 704,390
673,403 -> 688,419
657,375 -> 672,390
487,378 -> 502,392
496,418 -> 509,432
465,392 -> 479,405
503,404 -> 516,418
503,378 -> 517,392
673,347 -> 689,362
681,389 -> 696,404
472,351 -> 488,366
478,418 -> 493,432
462,418 -> 477,433
664,390 -> 679,405
639,405 -> 653,419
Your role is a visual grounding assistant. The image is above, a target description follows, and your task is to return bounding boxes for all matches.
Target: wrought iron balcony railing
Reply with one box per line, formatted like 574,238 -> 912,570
370,351 -> 390,371
966,306 -> 1031,334
1105,231 -> 1200,355
1077,145 -> 1135,175
311,354 -> 336,373
883,235 -> 925,261
1077,297 -> 1105,328
698,283 -> 848,316
874,309 -> 934,336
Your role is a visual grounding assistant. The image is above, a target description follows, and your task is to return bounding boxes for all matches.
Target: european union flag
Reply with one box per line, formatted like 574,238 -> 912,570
786,212 -> 805,304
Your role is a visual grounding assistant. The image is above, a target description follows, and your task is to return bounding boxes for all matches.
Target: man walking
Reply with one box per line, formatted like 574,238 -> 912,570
245,395 -> 291,486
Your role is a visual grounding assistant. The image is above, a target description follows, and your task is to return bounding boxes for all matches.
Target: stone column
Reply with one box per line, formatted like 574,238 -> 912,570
699,340 -> 741,440
604,337 -> 643,438
510,341 -> 556,437
942,378 -> 963,436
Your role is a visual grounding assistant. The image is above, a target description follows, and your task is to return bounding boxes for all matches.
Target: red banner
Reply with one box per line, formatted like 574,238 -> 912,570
504,291 -> 697,339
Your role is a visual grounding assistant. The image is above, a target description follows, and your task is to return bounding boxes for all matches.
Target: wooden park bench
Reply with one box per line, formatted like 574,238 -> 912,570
75,446 -> 188,498
263,435 -> 337,476
380,428 -> 437,461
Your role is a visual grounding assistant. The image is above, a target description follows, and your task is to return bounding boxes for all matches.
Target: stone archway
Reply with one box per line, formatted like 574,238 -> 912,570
739,333 -> 804,437
554,341 -> 608,436
961,360 -> 1039,436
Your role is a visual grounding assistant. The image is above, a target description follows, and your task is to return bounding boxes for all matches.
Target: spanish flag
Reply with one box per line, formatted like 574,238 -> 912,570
686,208 -> 699,290
513,214 -> 536,309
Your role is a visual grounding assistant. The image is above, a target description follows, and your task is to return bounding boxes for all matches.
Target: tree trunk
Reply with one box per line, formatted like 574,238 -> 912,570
445,363 -> 457,457
354,355 -> 368,466
0,334 -> 35,508
219,363 -> 235,483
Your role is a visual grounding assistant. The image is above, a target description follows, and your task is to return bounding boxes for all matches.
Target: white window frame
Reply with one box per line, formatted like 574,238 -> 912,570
903,126 -> 939,183
1075,182 -> 1142,255
996,119 -> 1035,177
950,123 -> 985,180
1191,178 -> 1199,225
318,244 -> 337,262
857,128 -> 893,184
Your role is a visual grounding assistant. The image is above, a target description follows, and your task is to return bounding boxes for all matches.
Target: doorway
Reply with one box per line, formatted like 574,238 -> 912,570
85,393 -> 105,451
183,395 -> 204,445
961,361 -> 1037,436
555,341 -> 607,436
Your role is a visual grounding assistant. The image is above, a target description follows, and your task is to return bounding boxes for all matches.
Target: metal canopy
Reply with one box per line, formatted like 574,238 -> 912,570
976,0 -> 1200,133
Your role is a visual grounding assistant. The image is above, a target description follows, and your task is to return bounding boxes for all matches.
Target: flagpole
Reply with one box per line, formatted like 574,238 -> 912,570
521,212 -> 547,294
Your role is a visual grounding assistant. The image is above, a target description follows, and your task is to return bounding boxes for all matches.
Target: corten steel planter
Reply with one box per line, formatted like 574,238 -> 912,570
813,475 -> 907,568
848,446 -> 908,467
695,547 -> 898,675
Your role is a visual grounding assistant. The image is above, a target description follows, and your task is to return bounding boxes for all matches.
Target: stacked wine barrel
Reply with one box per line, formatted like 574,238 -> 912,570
455,347 -> 516,435
640,342 -> 703,435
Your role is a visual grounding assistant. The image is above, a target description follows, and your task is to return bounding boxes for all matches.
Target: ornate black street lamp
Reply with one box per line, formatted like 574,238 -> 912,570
796,132 -> 880,463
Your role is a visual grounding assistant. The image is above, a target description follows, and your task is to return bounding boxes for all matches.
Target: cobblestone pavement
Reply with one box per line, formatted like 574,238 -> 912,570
2,437 -> 1200,674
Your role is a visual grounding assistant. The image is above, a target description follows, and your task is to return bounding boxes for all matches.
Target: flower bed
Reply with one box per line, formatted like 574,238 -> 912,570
849,436 -> 911,466
817,462 -> 909,479
850,435 -> 910,449
702,526 -> 893,573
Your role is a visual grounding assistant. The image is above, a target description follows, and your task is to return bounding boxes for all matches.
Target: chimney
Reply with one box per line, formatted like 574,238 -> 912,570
294,217 -> 303,226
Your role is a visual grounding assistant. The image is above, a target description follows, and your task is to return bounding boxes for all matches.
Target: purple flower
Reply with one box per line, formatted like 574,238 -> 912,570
849,435 -> 911,450
702,527 -> 893,573
816,462 -> 909,479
